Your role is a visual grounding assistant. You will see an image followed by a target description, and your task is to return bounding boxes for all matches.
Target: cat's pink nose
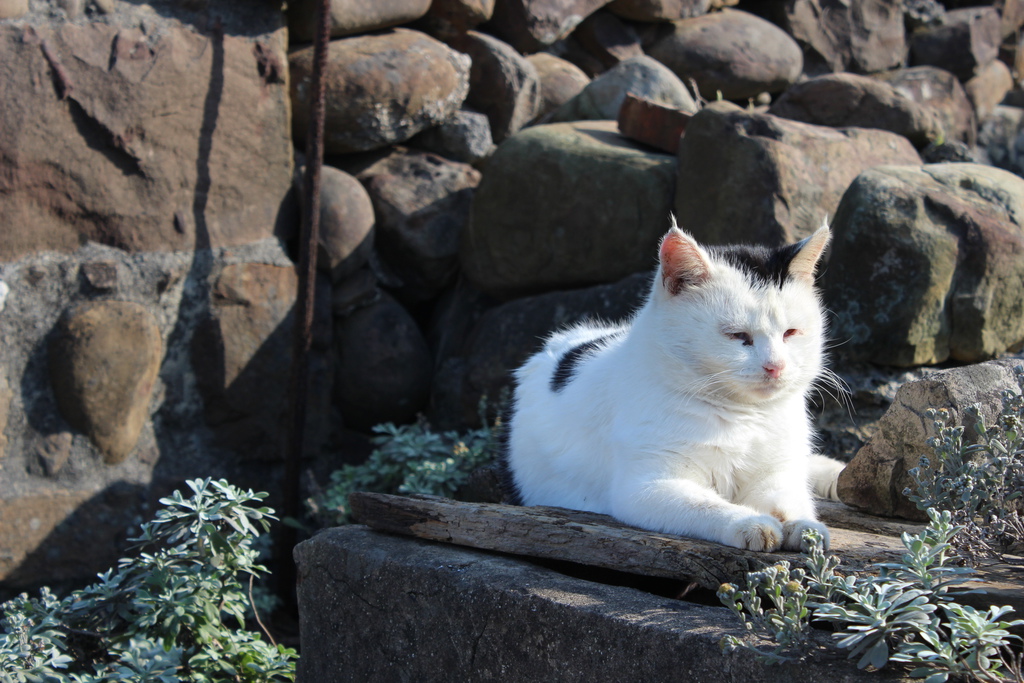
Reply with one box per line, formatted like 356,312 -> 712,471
763,361 -> 785,379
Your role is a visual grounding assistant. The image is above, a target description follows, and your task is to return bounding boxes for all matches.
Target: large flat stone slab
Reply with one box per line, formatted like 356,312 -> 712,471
295,525 -> 909,682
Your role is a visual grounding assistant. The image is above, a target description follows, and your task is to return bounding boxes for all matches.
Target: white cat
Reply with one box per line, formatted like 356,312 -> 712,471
501,220 -> 845,552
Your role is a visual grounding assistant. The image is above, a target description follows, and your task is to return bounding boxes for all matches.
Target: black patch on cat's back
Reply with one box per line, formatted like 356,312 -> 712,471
550,336 -> 611,392
710,242 -> 803,288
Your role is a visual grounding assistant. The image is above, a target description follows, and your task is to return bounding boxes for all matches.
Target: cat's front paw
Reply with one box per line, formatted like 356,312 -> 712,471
725,515 -> 784,552
781,519 -> 830,551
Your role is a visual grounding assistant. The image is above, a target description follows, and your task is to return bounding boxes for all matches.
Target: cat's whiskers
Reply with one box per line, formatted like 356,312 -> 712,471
812,366 -> 854,418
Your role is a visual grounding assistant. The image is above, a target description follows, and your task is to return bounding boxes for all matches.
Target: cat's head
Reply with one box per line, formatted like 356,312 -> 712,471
651,219 -> 831,405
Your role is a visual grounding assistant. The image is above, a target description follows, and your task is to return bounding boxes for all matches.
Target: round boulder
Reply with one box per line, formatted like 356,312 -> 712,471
297,165 -> 375,283
460,120 -> 677,298
49,301 -> 162,465
768,73 -> 942,148
333,291 -> 432,432
290,29 -> 471,154
647,9 -> 802,101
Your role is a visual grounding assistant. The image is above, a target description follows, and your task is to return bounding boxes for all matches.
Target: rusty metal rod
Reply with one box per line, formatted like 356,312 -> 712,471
281,0 -> 332,593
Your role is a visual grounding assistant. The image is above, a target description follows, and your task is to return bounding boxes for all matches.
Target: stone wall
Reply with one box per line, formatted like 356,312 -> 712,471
3,0 -> 1024,591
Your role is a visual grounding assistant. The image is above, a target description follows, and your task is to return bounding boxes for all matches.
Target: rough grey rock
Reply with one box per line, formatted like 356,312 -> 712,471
837,359 -> 1024,519
333,291 -> 432,432
450,30 -> 541,143
460,120 -> 677,298
49,301 -> 161,465
526,52 -> 591,121
977,104 -> 1024,176
768,73 -> 942,148
485,0 -> 609,53
548,55 -> 697,122
875,66 -> 977,146
288,0 -> 432,42
0,237 -> 306,589
647,9 -> 803,101
355,149 -> 481,302
823,163 -> 1024,367
781,0 -> 906,75
909,7 -> 1002,81
290,29 -> 471,154
675,102 -> 921,247
409,109 -> 496,164
295,525 -> 908,682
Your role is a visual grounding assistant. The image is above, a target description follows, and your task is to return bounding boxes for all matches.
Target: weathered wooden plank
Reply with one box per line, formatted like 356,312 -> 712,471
349,492 -> 1023,615
349,492 -> 906,590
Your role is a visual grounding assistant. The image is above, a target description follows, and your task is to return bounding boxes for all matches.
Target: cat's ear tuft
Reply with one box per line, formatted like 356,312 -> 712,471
659,223 -> 711,295
788,220 -> 831,283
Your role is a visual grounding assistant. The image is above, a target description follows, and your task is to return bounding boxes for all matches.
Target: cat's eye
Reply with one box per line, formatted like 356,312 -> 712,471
728,331 -> 753,346
784,329 -> 799,340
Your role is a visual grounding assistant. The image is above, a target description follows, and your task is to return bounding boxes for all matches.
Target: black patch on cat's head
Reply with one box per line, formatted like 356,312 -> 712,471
550,336 -> 611,392
708,242 -> 803,288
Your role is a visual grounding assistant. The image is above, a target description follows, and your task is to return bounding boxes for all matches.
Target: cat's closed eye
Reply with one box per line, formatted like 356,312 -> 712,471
727,331 -> 753,346
784,328 -> 799,340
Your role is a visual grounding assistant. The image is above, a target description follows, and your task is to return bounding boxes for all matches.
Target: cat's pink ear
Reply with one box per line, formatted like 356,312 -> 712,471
660,226 -> 710,295
788,221 -> 831,283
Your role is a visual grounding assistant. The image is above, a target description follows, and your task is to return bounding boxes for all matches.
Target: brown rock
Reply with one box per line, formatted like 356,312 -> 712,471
49,301 -> 162,465
0,0 -> 27,18
0,486 -> 136,587
192,262 -> 331,460
289,0 -> 432,42
781,0 -> 906,75
526,53 -> 591,121
572,10 -> 644,71
80,260 -> 118,291
417,0 -> 496,38
356,149 -> 481,302
910,7 -> 1002,81
333,291 -> 432,432
837,359 -> 1022,519
298,166 -> 375,283
876,67 -> 977,145
647,9 -> 803,101
768,73 -> 942,147
35,432 -> 74,477
485,0 -> 609,53
965,58 -> 1014,122
675,102 -> 922,246
605,0 -> 710,22
617,94 -> 690,153
451,31 -> 541,142
0,21 -> 293,261
290,29 -> 471,154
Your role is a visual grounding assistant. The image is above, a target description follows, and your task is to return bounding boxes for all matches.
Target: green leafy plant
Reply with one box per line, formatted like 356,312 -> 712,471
312,399 -> 504,525
0,478 -> 296,682
905,366 -> 1024,561
719,512 -> 1022,682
